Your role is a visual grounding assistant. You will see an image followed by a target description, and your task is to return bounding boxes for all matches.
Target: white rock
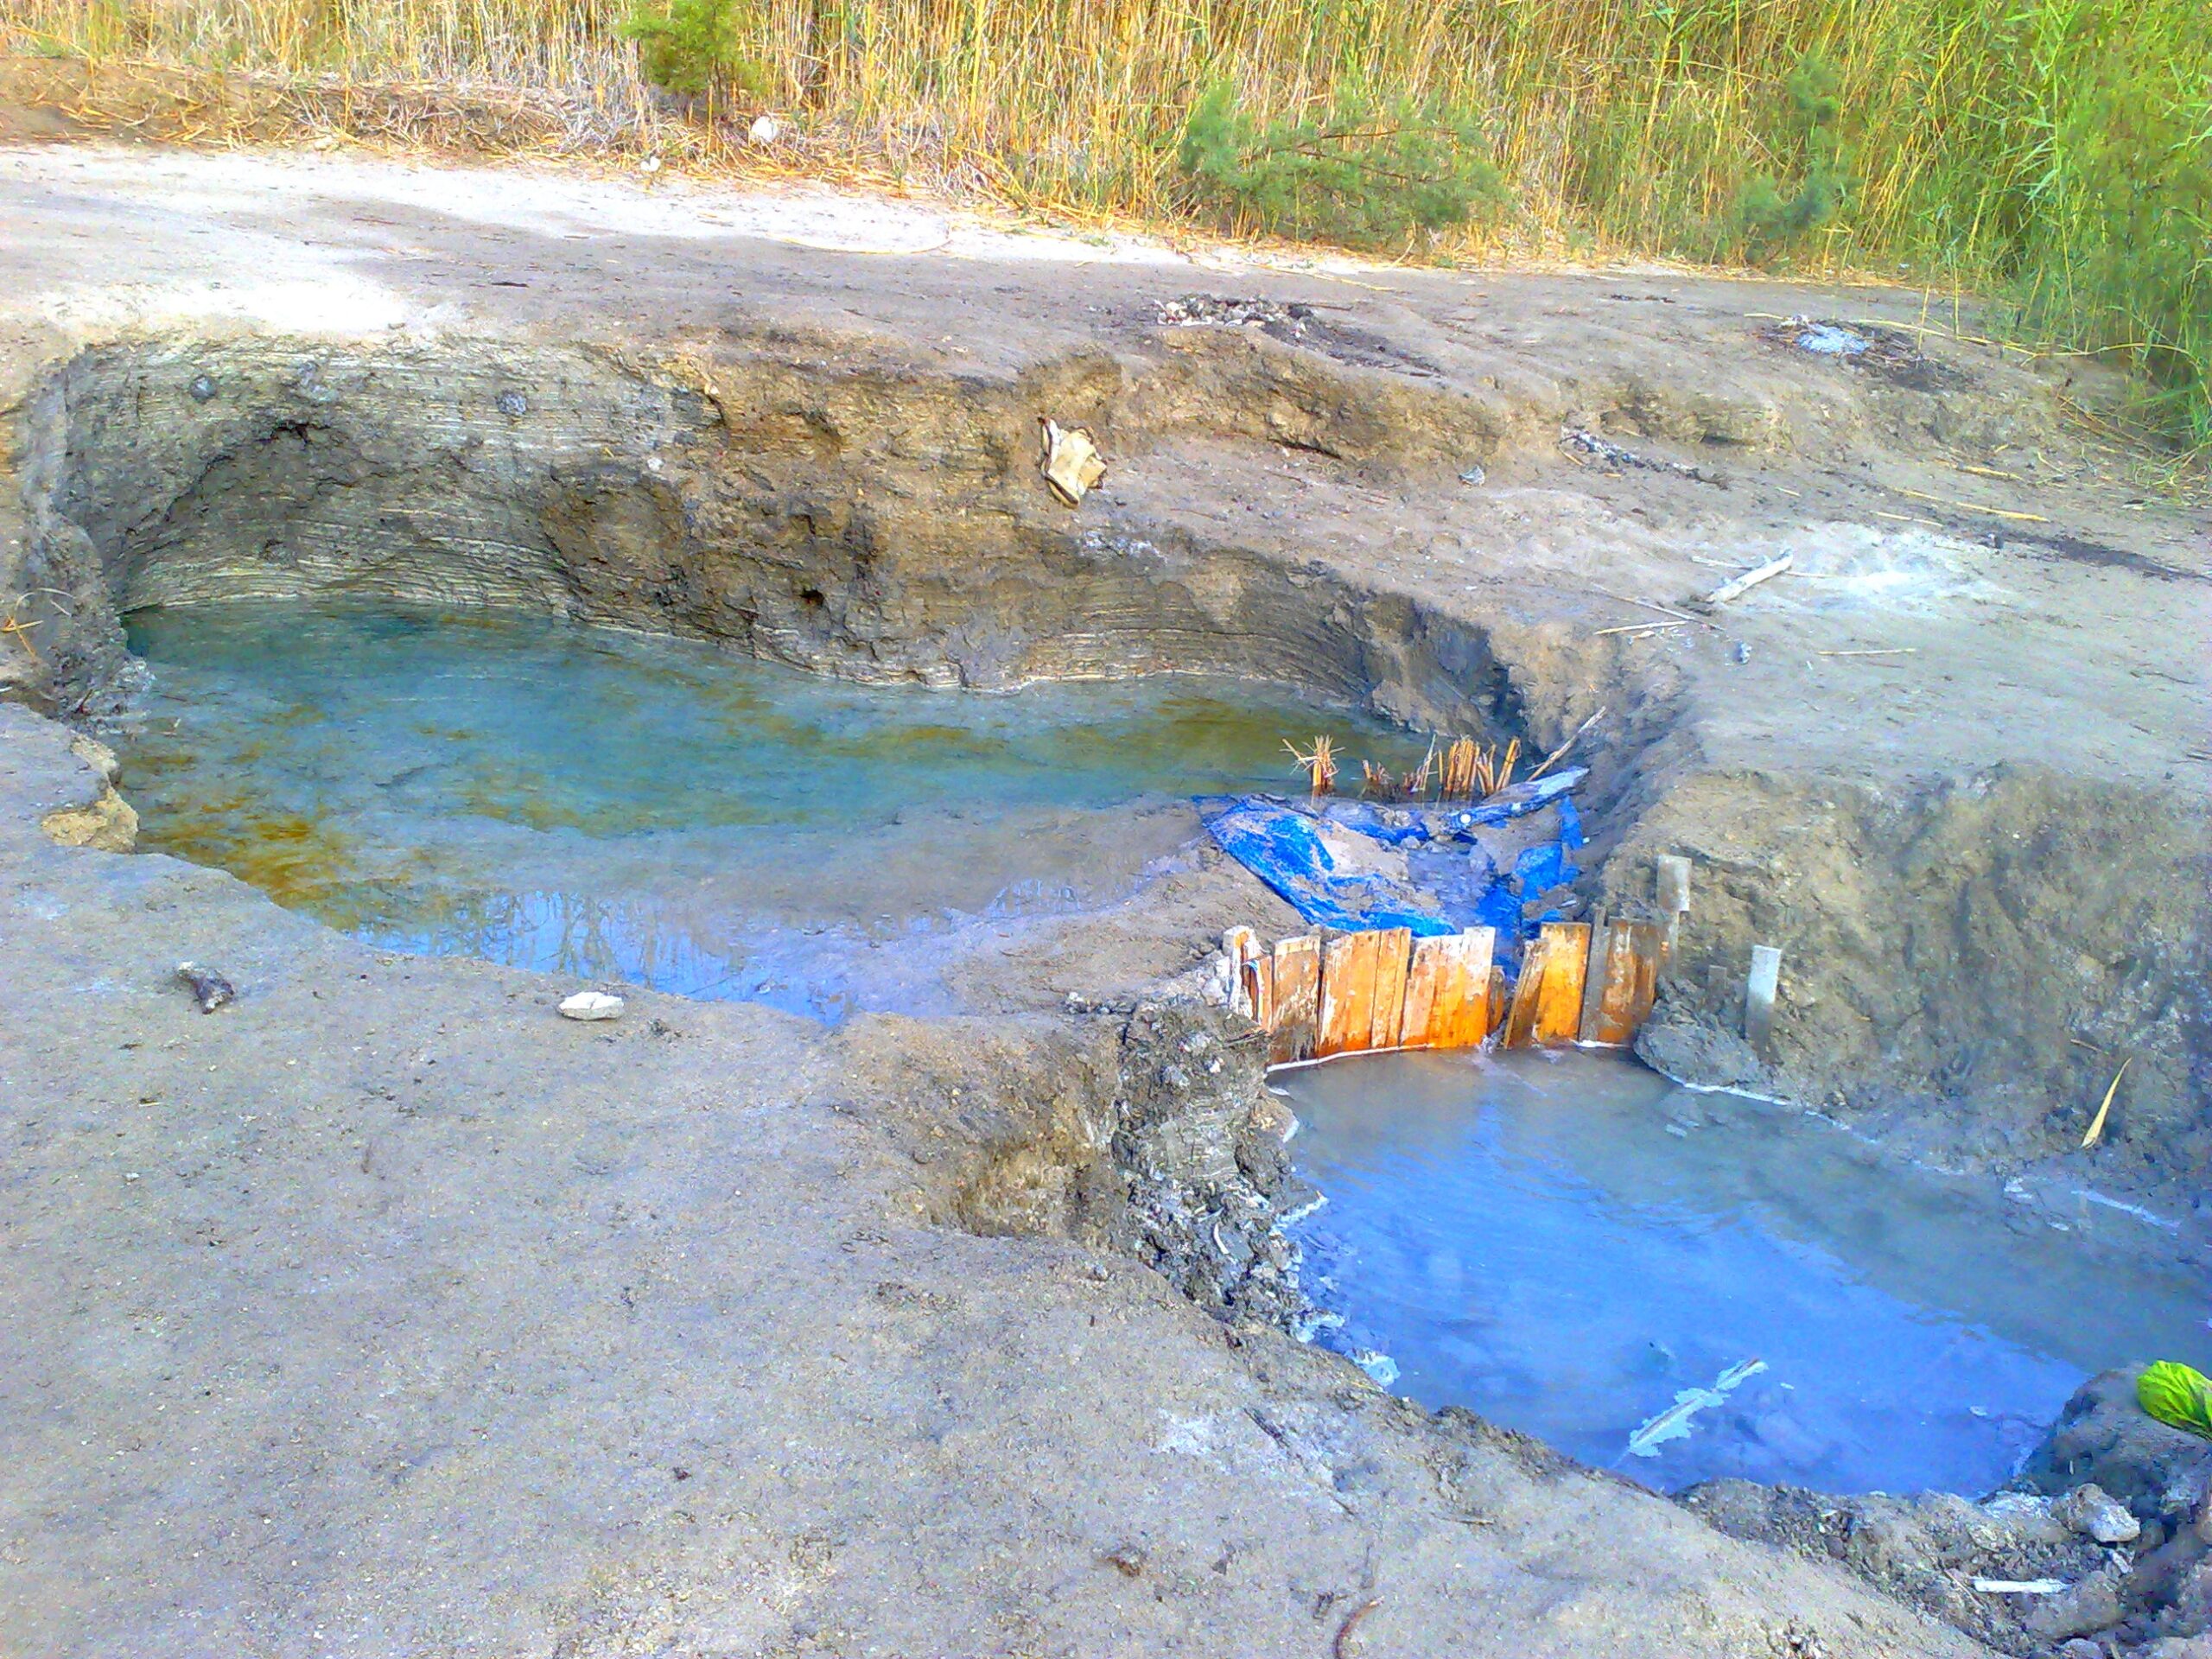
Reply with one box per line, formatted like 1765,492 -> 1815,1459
749,114 -> 782,146
2056,1483 -> 2141,1545
559,991 -> 626,1022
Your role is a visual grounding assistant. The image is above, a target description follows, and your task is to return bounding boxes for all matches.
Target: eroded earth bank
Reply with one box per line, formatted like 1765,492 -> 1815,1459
2,137 -> 2209,1658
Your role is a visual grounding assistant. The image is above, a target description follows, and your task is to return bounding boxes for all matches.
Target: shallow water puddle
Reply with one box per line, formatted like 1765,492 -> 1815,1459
119,602 -> 1397,1020
1281,1048 -> 2209,1495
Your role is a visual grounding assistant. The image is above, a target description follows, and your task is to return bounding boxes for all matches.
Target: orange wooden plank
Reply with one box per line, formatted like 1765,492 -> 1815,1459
1439,927 -> 1496,1049
1317,931 -> 1382,1058
1535,922 -> 1590,1045
1502,934 -> 1549,1049
1367,928 -> 1412,1050
1398,934 -> 1450,1049
1586,922 -> 1639,1046
1268,935 -> 1320,1065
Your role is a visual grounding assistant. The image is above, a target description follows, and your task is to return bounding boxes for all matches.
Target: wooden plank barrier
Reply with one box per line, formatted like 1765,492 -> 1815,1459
1226,851 -> 1686,1065
1231,905 -> 1669,1065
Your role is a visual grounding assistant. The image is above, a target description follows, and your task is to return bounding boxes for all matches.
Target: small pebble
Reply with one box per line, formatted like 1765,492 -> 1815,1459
176,961 -> 236,1013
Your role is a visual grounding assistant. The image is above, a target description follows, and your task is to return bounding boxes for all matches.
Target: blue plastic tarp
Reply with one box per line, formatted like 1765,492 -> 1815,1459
1200,767 -> 1587,954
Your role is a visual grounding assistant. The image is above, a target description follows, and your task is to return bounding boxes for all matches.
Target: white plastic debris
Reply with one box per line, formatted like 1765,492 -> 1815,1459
559,991 -> 626,1022
1039,418 -> 1107,505
1971,1578 -> 2067,1595
748,114 -> 782,146
1796,322 -> 1871,358
1626,1358 -> 1769,1458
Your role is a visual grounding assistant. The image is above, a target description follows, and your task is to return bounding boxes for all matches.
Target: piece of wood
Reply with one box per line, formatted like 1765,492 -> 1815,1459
1243,955 -> 1274,1031
1700,554 -> 1792,606
1586,921 -> 1662,1046
1366,928 -> 1412,1051
1501,936 -> 1549,1049
1398,934 -> 1450,1049
1535,922 -> 1590,1045
1576,907 -> 1611,1041
1656,854 -> 1692,959
1439,928 -> 1497,1049
1745,944 -> 1783,1057
1268,935 -> 1320,1065
1485,965 -> 1508,1039
1317,931 -> 1382,1058
1224,926 -> 1260,1020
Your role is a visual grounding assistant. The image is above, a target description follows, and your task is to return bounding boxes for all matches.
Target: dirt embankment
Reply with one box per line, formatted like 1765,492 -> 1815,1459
11,270 -> 2209,1230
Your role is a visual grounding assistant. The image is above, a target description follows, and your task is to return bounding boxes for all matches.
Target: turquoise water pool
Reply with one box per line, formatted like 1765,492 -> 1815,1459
118,601 -> 1403,1021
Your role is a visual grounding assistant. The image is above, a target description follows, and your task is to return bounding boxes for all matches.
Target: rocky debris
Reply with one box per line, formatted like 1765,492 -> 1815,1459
1154,294 -> 1319,337
558,990 -> 626,1021
1560,425 -> 1724,485
1109,996 -> 1319,1333
175,961 -> 236,1013
1686,1370 -> 2212,1657
2014,1370 -> 2212,1522
1681,1478 -> 2108,1655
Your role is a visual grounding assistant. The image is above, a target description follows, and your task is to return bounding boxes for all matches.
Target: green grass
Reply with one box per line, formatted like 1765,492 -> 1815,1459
5,0 -> 2205,447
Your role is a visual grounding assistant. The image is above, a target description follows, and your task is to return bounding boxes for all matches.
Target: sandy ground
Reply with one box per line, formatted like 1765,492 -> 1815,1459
1,134 -> 2208,1657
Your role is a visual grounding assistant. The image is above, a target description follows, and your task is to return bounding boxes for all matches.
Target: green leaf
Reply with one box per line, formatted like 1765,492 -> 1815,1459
2139,1361 -> 2212,1439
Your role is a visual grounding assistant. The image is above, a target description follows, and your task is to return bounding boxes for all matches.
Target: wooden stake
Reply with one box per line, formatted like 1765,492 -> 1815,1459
1576,906 -> 1611,1040
1502,937 -> 1549,1049
1535,922 -> 1590,1045
1655,855 -> 1692,959
1485,965 -> 1507,1040
1745,944 -> 1783,1057
1269,935 -> 1320,1065
1398,934 -> 1447,1048
1367,928 -> 1412,1051
1586,920 -> 1662,1045
1244,955 -> 1274,1030
1318,931 -> 1382,1058
1442,928 -> 1497,1049
1224,926 -> 1260,1020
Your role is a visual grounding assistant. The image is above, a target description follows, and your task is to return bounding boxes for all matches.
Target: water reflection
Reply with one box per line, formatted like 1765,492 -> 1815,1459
1281,1048 -> 2209,1495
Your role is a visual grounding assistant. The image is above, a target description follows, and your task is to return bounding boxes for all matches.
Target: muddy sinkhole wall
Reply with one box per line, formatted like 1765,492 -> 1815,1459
8,328 -> 2209,1211
13,334 -> 1525,731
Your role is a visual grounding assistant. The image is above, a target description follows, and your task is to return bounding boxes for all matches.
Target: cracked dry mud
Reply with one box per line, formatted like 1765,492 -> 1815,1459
0,137 -> 2207,1658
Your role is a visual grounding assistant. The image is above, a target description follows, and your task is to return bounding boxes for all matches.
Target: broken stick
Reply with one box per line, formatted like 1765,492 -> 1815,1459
1699,554 -> 1792,607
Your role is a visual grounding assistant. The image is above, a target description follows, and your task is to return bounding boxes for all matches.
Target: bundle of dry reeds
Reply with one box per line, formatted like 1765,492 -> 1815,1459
1438,735 -> 1516,801
1285,734 -> 1338,797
